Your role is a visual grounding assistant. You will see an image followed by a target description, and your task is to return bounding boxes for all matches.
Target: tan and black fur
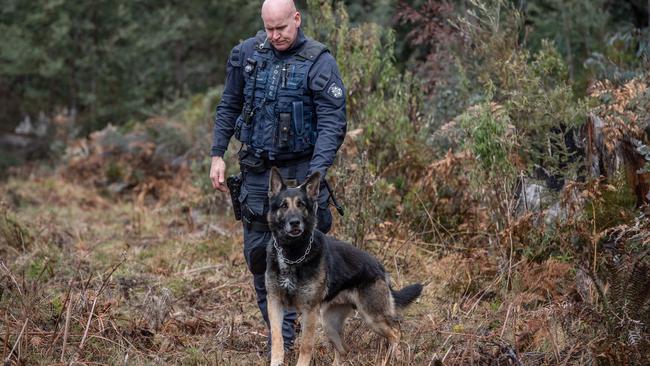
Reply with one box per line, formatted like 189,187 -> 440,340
265,167 -> 422,366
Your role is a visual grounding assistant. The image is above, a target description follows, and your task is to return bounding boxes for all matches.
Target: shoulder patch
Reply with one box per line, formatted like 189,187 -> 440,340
327,82 -> 344,99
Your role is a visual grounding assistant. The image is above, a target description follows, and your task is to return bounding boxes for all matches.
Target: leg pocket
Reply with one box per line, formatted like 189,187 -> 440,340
241,172 -> 270,217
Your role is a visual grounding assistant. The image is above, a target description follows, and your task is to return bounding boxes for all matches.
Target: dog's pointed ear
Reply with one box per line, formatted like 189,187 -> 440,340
268,167 -> 285,197
301,171 -> 321,200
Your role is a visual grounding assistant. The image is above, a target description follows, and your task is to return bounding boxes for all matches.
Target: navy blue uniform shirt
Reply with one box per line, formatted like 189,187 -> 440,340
211,28 -> 347,177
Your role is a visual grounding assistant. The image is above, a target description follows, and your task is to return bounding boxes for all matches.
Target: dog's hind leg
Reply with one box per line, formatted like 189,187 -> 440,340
321,304 -> 353,365
356,281 -> 402,365
268,294 -> 285,366
364,316 -> 401,366
296,306 -> 320,366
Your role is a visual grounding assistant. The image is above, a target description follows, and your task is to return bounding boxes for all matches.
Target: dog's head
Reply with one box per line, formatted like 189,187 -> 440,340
267,167 -> 320,241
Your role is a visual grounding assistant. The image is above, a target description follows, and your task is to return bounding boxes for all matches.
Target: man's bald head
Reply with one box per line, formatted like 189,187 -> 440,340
261,0 -> 301,51
262,0 -> 296,19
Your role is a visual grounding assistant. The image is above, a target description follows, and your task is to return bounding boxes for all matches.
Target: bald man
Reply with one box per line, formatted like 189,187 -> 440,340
210,0 -> 347,355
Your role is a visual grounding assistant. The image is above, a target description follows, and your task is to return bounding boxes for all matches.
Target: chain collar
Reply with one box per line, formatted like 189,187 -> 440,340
272,232 -> 314,265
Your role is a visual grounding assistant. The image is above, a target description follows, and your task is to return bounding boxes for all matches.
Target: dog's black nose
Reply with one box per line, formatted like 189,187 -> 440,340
289,218 -> 301,228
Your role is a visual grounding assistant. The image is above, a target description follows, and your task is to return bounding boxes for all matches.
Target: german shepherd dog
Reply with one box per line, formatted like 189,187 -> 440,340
265,167 -> 423,366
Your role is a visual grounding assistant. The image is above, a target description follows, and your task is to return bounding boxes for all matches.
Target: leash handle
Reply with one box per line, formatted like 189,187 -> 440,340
323,179 -> 344,216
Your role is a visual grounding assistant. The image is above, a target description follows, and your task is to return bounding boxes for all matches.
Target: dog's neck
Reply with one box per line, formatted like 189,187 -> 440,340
272,230 -> 317,265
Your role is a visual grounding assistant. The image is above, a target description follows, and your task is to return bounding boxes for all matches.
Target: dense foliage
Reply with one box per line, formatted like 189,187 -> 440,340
1,0 -> 646,134
0,0 -> 261,133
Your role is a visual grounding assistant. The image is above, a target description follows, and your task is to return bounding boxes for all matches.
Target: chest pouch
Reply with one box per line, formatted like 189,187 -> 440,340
278,112 -> 292,149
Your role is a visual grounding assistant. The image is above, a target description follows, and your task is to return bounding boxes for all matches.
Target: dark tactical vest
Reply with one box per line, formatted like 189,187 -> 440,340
233,32 -> 329,159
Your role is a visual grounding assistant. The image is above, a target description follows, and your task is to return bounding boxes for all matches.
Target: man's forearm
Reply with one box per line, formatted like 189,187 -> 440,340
309,123 -> 346,177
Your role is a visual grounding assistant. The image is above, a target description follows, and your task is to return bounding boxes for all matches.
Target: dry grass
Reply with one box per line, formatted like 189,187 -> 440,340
1,165 -> 648,365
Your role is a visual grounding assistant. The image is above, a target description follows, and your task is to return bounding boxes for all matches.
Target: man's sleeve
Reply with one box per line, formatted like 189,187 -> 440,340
211,44 -> 246,157
308,53 -> 347,177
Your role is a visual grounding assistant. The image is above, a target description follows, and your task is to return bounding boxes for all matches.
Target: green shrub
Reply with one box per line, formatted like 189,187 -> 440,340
458,103 -> 514,181
456,1 -> 587,186
306,0 -> 428,174
304,1 -> 431,243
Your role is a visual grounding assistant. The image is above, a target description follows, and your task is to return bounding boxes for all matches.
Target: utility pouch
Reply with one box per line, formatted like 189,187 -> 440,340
226,175 -> 243,221
278,112 -> 292,149
238,149 -> 266,173
243,104 -> 253,125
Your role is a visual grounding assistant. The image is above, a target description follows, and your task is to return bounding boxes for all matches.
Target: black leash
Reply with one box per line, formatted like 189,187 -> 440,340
323,179 -> 344,216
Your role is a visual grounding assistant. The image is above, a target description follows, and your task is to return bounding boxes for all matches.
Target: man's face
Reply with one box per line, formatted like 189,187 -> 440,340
262,10 -> 301,51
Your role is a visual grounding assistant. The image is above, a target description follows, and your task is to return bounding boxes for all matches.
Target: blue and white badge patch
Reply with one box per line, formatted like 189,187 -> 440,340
327,83 -> 343,98
244,64 -> 254,73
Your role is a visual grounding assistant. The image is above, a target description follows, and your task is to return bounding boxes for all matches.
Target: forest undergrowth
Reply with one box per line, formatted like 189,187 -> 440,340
0,165 -> 452,365
2,129 -> 648,365
3,162 -> 645,366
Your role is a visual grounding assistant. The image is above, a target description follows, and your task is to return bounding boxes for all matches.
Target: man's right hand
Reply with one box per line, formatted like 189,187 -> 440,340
210,156 -> 228,192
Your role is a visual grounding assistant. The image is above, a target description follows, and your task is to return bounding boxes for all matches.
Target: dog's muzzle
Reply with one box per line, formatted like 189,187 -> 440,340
285,218 -> 304,237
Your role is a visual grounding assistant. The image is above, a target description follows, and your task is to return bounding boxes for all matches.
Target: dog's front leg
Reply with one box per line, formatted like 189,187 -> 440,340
295,307 -> 319,366
268,293 -> 285,366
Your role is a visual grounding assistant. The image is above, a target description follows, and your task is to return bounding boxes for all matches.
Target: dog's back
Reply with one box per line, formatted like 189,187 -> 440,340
322,235 -> 422,304
322,236 -> 386,300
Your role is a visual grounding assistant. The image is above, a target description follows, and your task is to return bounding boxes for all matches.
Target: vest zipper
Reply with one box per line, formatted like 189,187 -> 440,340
281,62 -> 287,88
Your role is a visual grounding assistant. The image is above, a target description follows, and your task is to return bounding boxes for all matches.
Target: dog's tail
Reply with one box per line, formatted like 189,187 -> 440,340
391,283 -> 423,309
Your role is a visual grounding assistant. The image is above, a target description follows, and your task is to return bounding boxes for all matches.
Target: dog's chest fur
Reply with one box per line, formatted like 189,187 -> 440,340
271,255 -> 325,307
278,261 -> 298,294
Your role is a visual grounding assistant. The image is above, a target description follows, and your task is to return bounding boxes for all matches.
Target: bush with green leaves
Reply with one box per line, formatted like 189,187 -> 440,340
0,0 -> 261,133
303,0 -> 432,242
456,0 -> 587,189
525,0 -> 609,86
305,0 -> 427,175
458,103 -> 514,181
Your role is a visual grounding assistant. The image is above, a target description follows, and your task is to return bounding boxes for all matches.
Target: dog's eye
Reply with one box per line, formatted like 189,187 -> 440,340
296,200 -> 303,208
280,201 -> 288,209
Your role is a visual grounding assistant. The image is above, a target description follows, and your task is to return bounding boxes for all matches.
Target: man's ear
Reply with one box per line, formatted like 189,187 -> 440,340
295,12 -> 301,27
269,167 -> 286,197
301,171 -> 321,201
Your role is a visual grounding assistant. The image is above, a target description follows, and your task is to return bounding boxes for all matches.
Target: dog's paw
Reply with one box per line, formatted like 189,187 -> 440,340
270,353 -> 284,366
